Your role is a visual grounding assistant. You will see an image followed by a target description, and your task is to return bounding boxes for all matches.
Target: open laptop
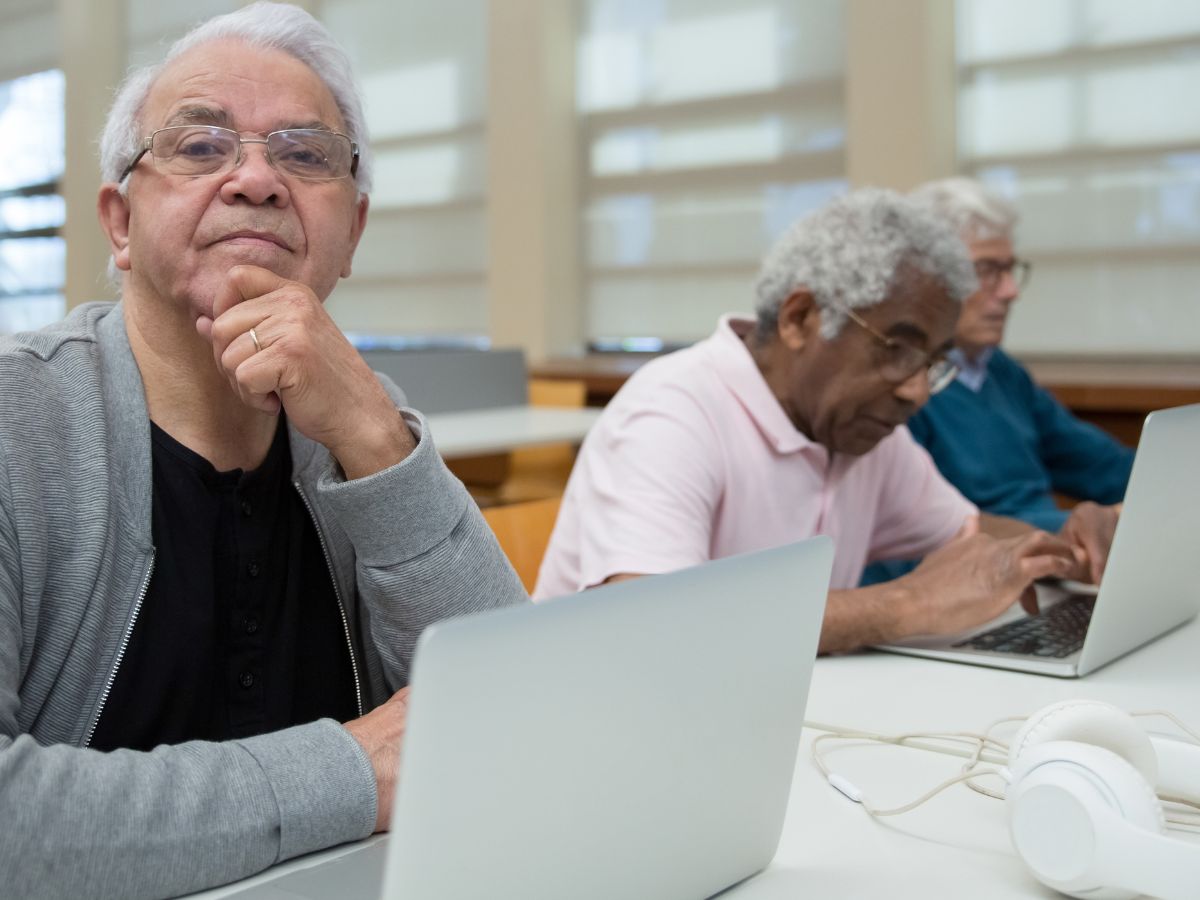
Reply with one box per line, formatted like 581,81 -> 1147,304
215,537 -> 832,900
875,403 -> 1200,678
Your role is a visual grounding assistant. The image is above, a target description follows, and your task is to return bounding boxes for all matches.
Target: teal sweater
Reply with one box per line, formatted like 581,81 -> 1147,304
908,349 -> 1133,531
863,349 -> 1133,583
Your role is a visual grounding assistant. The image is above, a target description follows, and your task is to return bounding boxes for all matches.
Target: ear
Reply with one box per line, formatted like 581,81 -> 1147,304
776,289 -> 823,351
340,193 -> 370,279
97,184 -> 132,272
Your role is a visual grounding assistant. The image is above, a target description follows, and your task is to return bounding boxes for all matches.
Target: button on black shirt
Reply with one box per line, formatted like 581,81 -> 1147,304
90,420 -> 358,752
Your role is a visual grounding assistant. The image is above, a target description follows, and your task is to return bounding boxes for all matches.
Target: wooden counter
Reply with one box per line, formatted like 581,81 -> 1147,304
532,353 -> 1200,446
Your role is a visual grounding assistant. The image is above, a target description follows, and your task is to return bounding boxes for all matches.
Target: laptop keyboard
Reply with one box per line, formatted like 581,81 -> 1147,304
953,595 -> 1095,658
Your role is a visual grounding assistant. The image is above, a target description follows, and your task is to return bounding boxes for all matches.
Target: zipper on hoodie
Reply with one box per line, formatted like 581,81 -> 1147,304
84,552 -> 156,747
294,481 -> 364,718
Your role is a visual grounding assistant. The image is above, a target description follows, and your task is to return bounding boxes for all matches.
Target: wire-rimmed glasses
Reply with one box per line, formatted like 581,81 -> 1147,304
118,125 -> 359,183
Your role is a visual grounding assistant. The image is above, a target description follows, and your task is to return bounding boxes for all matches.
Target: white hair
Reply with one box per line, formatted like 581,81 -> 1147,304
753,187 -> 978,341
98,1 -> 372,195
909,176 -> 1017,244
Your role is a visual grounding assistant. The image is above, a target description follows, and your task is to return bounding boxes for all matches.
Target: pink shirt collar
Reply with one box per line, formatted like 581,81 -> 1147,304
706,315 -> 828,459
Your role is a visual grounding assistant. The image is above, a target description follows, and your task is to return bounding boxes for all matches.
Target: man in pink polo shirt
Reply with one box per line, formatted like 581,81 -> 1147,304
535,188 -> 1092,654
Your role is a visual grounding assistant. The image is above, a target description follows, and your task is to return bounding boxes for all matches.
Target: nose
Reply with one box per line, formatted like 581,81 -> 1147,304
218,141 -> 290,207
994,269 -> 1021,303
893,365 -> 932,408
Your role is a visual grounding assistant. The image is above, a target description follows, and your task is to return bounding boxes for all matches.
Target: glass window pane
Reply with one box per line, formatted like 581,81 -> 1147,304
0,294 -> 63,334
579,0 -> 843,112
0,69 -> 64,191
1085,0 -> 1200,46
1004,259 -> 1200,355
1087,57 -> 1200,146
587,180 -> 846,269
958,0 -> 1074,64
323,0 -> 488,339
370,136 -> 486,209
353,207 -> 487,279
589,108 -> 843,177
0,194 -> 65,233
958,0 -> 1200,358
0,236 -> 65,294
326,281 -> 487,339
579,0 -> 846,343
978,155 -> 1200,253
0,5 -> 56,81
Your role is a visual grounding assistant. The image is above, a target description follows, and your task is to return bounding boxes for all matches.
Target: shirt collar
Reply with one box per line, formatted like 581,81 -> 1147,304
706,315 -> 826,457
949,346 -> 994,393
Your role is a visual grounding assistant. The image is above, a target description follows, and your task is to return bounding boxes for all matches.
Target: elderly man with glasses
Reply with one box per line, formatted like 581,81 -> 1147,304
535,188 -> 1098,653
864,178 -> 1132,587
0,4 -> 525,898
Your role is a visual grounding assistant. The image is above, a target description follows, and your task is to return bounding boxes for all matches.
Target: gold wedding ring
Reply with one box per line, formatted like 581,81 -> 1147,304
249,327 -> 262,353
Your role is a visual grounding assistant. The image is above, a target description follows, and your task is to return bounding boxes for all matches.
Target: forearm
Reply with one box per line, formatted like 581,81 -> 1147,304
977,512 -> 1035,539
819,583 -> 922,655
319,410 -> 528,683
0,720 -> 374,900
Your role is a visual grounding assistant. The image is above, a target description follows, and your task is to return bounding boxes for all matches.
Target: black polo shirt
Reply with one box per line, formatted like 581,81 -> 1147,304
90,419 -> 358,752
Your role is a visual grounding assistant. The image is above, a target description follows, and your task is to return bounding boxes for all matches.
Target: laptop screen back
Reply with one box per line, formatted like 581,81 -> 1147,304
384,538 -> 832,900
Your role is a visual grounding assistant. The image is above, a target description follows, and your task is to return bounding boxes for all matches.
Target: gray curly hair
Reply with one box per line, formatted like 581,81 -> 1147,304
909,176 -> 1017,244
98,1 -> 373,195
753,187 -> 978,341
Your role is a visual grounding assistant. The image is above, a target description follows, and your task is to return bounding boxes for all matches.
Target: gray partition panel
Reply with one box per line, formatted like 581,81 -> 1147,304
358,347 -> 528,414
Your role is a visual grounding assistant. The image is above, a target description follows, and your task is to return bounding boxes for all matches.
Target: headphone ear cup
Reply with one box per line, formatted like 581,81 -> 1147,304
1007,741 -> 1165,900
1010,699 -> 1158,784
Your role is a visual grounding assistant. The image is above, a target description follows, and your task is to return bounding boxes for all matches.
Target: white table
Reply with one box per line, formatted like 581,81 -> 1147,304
424,405 -> 602,459
737,617 -> 1200,899
193,618 -> 1200,898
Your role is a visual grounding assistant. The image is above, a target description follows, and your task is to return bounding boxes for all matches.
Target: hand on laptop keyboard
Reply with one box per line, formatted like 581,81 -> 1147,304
899,530 -> 1077,636
1058,500 -> 1121,585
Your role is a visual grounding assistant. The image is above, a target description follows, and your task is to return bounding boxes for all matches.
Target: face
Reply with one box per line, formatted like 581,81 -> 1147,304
776,269 -> 959,456
100,39 -> 367,326
955,236 -> 1020,357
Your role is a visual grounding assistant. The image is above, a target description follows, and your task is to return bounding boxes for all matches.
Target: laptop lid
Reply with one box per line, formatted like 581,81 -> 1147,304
874,404 -> 1200,677
384,537 -> 832,900
1076,403 -> 1200,674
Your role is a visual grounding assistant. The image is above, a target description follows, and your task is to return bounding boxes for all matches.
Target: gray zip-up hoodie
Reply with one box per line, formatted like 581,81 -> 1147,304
0,302 -> 528,899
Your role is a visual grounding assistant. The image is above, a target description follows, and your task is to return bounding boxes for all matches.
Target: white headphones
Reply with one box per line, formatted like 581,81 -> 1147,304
810,699 -> 1200,899
1005,699 -> 1200,900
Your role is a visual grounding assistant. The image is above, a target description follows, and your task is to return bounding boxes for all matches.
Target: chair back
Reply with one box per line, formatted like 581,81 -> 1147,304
481,496 -> 563,592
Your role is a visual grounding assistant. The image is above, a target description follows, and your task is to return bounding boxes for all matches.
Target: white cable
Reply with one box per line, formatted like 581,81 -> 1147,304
807,708 -> 1200,825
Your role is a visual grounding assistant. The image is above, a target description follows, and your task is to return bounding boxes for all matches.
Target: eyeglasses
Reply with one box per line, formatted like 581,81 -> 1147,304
118,125 -> 359,183
842,307 -> 959,395
974,257 -> 1032,291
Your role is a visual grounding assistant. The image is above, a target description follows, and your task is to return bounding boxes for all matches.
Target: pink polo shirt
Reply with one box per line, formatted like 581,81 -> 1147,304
534,315 -> 976,599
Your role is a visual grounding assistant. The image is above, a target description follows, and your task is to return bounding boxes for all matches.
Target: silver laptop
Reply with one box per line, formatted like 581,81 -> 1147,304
876,403 -> 1200,678
215,537 -> 832,899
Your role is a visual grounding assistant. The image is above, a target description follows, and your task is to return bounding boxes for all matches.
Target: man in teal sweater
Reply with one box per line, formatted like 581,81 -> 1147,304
865,178 -> 1132,584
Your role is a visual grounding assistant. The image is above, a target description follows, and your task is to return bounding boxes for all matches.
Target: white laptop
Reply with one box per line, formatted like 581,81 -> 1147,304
210,537 -> 832,899
875,403 -> 1200,678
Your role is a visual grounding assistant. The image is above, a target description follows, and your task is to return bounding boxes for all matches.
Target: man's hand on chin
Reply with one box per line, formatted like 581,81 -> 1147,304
198,264 -> 416,479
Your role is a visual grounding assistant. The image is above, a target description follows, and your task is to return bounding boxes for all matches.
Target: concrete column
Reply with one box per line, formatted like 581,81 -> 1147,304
60,0 -> 124,308
485,0 -> 582,361
846,0 -> 957,191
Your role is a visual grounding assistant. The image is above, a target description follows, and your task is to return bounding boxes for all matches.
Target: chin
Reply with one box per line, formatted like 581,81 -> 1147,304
834,432 -> 886,457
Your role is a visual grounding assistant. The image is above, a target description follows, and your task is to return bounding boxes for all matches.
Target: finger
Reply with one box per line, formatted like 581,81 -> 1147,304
208,298 -> 280,362
211,264 -> 292,322
218,330 -> 260,384
1083,532 -> 1108,585
1019,585 -> 1040,617
1017,551 -> 1075,584
1013,529 -> 1077,562
232,350 -> 283,415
